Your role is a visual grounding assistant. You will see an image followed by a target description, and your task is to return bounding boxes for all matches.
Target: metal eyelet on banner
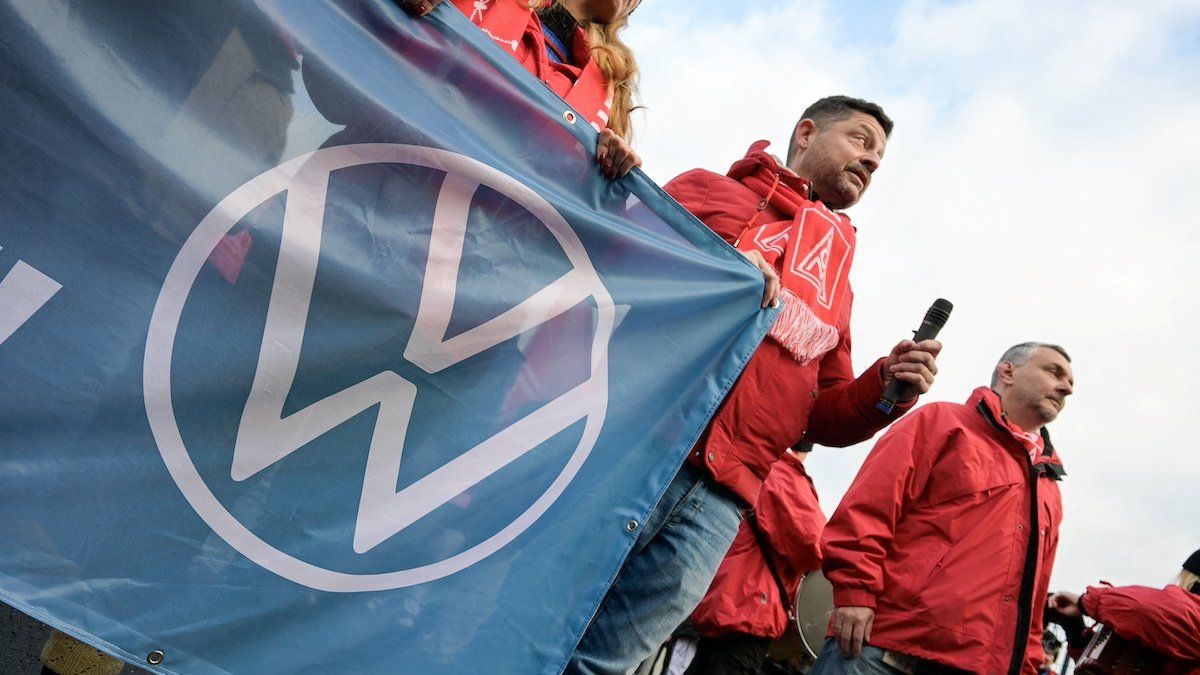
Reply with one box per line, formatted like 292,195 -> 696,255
562,110 -> 577,125
147,650 -> 165,665
625,519 -> 638,532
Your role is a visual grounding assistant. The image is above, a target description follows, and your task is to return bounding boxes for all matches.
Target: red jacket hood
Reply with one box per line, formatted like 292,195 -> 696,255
726,141 -> 814,218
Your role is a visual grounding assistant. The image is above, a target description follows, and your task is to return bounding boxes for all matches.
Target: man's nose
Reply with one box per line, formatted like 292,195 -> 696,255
860,152 -> 880,173
1057,380 -> 1073,396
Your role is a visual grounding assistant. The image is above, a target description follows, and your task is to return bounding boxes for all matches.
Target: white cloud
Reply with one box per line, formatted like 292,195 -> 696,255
627,0 -> 1200,594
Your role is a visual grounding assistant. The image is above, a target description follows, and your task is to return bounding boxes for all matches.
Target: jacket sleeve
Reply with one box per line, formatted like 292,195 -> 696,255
663,170 -> 744,245
1082,584 -> 1200,661
804,318 -> 915,447
754,453 -> 826,581
820,412 -> 939,609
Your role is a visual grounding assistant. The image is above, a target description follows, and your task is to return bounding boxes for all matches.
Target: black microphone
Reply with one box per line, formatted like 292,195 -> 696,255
876,298 -> 953,414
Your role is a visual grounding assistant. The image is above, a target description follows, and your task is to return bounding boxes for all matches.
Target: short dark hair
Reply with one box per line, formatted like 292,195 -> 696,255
787,95 -> 894,165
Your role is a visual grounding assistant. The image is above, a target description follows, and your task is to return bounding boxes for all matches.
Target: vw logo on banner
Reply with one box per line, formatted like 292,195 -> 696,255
0,3 -> 774,671
145,144 -> 616,591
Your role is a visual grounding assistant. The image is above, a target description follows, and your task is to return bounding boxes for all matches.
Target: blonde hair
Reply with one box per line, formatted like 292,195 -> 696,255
582,17 -> 639,140
1172,569 -> 1200,592
541,1 -> 640,141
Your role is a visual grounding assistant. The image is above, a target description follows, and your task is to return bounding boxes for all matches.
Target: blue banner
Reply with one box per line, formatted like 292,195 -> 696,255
0,1 -> 773,672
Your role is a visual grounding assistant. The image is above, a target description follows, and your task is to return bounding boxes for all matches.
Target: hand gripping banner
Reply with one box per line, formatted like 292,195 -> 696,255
0,1 -> 773,672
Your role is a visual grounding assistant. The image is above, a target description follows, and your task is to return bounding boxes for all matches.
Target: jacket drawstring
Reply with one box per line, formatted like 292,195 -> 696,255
735,172 -> 781,246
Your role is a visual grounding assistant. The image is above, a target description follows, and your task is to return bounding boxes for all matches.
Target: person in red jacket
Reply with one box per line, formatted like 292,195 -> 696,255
1046,548 -> 1200,671
815,342 -> 1075,675
568,96 -> 943,675
403,0 -> 642,177
685,447 -> 826,674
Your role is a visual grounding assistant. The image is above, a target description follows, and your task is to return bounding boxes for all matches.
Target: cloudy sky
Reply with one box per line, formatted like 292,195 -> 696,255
624,0 -> 1200,595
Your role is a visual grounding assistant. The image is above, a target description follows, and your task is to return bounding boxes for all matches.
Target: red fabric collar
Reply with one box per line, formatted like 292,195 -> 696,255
974,387 -> 1051,458
727,141 -> 812,219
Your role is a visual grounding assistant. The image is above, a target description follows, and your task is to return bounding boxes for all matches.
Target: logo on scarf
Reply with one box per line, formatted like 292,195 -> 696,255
145,144 -> 615,591
790,207 -> 850,310
752,228 -> 790,258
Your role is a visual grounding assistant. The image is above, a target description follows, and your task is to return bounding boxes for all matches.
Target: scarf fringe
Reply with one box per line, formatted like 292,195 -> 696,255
769,288 -> 840,364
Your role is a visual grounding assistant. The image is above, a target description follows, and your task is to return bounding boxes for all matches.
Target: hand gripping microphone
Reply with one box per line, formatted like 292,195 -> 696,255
876,299 -> 953,414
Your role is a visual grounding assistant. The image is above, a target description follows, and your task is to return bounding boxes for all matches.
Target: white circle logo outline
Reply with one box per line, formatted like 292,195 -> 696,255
145,144 -> 615,591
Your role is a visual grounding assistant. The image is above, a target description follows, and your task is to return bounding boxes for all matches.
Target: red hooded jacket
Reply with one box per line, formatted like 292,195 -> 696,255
449,0 -> 612,130
663,142 -> 912,506
1083,583 -> 1200,668
822,387 -> 1066,675
690,451 -> 825,638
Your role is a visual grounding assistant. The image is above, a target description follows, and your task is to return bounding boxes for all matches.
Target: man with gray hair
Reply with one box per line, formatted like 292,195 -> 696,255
813,343 -> 1074,675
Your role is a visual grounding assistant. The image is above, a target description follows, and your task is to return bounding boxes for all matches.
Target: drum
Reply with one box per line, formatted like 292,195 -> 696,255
793,569 -> 835,658
767,569 -> 834,666
1075,624 -> 1170,675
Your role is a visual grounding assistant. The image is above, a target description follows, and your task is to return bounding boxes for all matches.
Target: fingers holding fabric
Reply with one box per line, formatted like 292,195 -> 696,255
596,128 -> 642,178
738,249 -> 780,308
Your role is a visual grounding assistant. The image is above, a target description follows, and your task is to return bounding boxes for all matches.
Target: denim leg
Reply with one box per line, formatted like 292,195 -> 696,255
565,464 -> 743,675
809,639 -> 905,675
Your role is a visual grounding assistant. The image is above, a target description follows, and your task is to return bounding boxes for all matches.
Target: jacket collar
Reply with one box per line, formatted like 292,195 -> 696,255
537,5 -> 589,66
970,387 -> 1066,480
727,141 -> 815,213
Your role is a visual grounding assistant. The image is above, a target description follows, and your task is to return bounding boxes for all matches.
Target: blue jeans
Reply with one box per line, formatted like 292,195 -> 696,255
564,463 -> 743,675
809,639 -> 906,675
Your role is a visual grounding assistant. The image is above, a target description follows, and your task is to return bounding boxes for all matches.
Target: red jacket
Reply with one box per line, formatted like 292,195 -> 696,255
822,387 -> 1066,675
663,143 -> 912,506
691,452 -> 825,638
449,0 -> 612,130
1083,584 -> 1200,666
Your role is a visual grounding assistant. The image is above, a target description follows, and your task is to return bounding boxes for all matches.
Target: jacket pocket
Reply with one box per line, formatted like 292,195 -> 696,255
924,461 -> 1020,506
890,541 -> 952,608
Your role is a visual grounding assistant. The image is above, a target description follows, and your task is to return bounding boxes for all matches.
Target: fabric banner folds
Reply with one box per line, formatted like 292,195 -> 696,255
0,1 -> 773,672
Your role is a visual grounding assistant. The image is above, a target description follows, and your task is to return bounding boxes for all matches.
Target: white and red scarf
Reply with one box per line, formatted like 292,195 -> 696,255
729,142 -> 857,364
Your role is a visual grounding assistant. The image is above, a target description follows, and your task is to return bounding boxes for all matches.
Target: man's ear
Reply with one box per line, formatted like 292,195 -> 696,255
996,362 -> 1015,385
792,119 -> 818,152
787,118 -> 819,170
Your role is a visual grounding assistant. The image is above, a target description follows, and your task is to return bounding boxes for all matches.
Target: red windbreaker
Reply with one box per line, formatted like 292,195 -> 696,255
822,387 -> 1066,675
663,143 -> 912,506
690,452 -> 825,638
449,0 -> 612,130
1083,584 -> 1200,667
